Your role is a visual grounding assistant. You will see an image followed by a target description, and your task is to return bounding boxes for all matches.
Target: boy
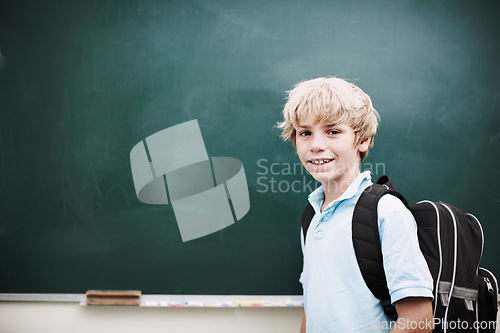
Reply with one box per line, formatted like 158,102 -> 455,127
277,77 -> 434,332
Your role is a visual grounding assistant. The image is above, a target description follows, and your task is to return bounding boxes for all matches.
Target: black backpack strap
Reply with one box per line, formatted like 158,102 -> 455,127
352,176 -> 409,321
301,203 -> 315,244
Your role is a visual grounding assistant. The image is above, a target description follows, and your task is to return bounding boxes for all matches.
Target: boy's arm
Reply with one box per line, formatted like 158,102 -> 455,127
390,297 -> 433,333
300,313 -> 306,333
377,195 -> 434,332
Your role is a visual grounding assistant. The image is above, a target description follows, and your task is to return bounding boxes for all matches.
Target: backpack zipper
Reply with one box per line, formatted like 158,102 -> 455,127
480,267 -> 499,294
484,277 -> 494,293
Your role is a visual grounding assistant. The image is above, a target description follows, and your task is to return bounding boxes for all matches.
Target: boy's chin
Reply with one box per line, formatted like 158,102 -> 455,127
310,174 -> 336,184
310,172 -> 345,184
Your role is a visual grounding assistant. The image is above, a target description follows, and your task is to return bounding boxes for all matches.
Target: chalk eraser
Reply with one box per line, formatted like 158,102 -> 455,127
85,290 -> 141,306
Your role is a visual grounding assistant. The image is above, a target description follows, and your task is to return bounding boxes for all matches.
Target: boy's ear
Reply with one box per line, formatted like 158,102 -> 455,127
357,137 -> 371,153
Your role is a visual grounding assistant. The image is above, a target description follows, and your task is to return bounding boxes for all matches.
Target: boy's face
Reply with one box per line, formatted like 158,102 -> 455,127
295,115 -> 369,189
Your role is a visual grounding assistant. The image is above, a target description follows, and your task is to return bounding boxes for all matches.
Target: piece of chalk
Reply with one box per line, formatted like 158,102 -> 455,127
237,300 -> 265,307
187,301 -> 205,307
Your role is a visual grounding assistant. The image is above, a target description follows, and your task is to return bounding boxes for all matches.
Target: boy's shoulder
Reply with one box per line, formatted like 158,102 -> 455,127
377,194 -> 413,221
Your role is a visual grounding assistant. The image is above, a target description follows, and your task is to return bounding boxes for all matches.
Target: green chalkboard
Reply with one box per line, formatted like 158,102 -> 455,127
1,0 -> 499,295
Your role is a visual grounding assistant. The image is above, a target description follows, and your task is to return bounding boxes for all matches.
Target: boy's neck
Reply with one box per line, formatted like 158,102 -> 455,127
320,167 -> 361,211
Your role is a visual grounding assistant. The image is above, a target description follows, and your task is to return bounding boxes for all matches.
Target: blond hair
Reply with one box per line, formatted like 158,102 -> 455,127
277,77 -> 380,161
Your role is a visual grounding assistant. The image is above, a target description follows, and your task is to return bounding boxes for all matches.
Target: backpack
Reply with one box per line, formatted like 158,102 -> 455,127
301,175 -> 498,333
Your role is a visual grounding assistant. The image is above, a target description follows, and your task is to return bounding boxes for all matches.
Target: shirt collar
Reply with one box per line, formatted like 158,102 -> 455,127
308,170 -> 372,213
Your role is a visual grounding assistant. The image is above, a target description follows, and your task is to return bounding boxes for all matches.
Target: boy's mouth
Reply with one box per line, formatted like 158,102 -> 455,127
308,158 -> 334,165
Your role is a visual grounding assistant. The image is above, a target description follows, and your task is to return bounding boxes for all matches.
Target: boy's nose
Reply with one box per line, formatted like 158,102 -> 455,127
309,135 -> 326,152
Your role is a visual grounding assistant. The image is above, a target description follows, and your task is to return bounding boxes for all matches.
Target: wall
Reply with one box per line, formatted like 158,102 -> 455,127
0,302 -> 304,333
1,301 -> 499,332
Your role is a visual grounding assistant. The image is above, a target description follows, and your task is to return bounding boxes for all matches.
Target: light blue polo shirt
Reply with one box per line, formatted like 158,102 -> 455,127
300,171 -> 433,333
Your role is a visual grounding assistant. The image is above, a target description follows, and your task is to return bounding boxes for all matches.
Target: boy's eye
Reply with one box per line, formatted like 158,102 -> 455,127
298,130 -> 311,137
328,130 -> 339,135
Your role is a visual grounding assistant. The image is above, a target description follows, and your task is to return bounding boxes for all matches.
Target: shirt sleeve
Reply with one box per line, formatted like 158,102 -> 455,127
299,227 -> 305,285
377,194 -> 434,304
